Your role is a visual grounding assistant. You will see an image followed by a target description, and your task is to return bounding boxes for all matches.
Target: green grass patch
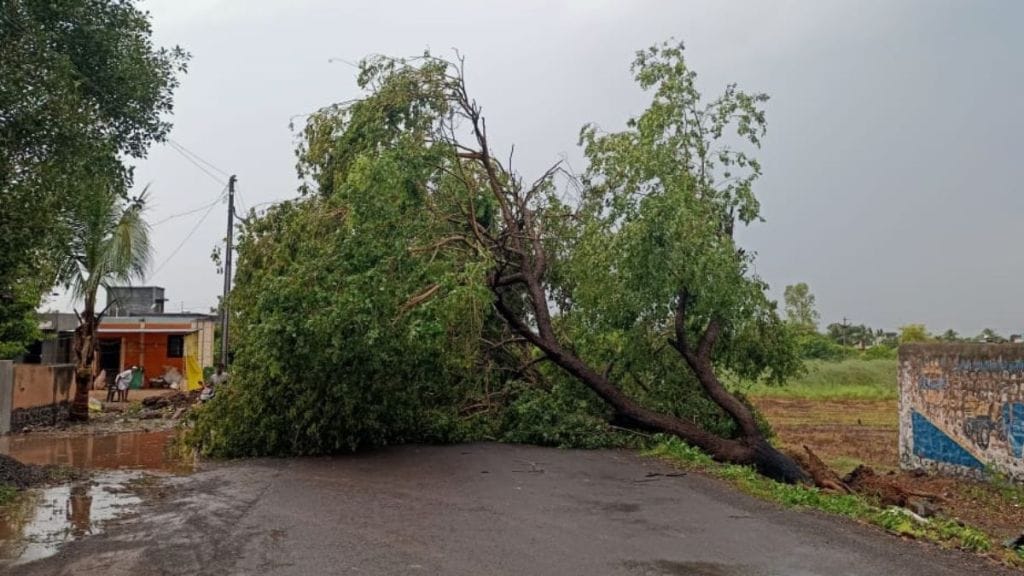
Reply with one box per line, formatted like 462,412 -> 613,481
0,483 -> 17,506
742,359 -> 897,400
646,436 -> 995,555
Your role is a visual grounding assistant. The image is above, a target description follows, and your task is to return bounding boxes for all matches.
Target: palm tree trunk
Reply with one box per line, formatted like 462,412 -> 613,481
70,311 -> 97,421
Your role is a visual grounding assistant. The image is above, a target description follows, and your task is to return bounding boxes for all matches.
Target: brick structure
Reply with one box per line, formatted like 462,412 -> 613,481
97,314 -> 215,390
899,343 -> 1024,479
1,363 -> 74,433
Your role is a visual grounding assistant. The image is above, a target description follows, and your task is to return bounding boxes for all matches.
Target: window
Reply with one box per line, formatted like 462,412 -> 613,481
167,335 -> 184,358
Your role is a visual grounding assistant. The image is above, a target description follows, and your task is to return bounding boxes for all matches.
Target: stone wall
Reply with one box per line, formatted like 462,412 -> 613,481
899,343 -> 1024,479
10,402 -> 70,430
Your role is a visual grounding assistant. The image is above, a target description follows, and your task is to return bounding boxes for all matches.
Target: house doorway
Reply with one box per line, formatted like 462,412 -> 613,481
98,338 -> 121,389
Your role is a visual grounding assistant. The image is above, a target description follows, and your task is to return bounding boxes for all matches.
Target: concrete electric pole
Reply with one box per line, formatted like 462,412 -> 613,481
220,175 -> 236,366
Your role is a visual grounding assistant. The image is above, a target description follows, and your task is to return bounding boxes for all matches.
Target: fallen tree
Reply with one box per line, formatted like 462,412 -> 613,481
292,44 -> 808,482
221,42 -> 857,486
423,44 -> 808,483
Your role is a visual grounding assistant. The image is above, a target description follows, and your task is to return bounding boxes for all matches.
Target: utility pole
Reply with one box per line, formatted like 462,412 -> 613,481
220,175 -> 236,366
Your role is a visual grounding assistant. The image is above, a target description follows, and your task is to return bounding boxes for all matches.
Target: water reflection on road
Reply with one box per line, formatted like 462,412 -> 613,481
0,430 -> 191,566
0,472 -> 142,565
0,429 -> 188,472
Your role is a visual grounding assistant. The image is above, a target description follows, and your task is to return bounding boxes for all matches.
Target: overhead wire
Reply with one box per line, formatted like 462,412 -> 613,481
167,138 -> 231,178
151,195 -> 226,227
166,140 -> 227,186
150,184 -> 228,278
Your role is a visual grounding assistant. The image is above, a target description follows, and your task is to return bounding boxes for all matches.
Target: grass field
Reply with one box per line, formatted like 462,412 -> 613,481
742,358 -> 898,400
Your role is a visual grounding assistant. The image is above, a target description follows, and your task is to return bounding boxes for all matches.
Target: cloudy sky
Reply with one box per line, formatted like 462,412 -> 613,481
66,0 -> 1022,335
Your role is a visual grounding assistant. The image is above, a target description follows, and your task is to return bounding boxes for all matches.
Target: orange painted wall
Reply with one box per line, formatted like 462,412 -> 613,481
12,364 -> 73,409
109,331 -> 186,383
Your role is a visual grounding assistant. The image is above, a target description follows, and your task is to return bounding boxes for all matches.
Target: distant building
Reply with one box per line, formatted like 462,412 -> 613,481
22,287 -> 216,390
97,312 -> 216,389
22,312 -> 77,364
106,286 -> 168,316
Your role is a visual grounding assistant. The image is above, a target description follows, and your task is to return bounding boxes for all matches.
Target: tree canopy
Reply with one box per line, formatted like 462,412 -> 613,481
0,0 -> 187,356
898,324 -> 931,344
783,283 -> 819,332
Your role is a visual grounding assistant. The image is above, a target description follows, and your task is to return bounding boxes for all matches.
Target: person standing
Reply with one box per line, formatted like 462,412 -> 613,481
115,366 -> 135,402
109,368 -> 130,403
209,363 -> 229,388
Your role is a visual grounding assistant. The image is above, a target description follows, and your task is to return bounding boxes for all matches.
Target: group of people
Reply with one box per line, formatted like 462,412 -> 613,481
97,363 -> 229,404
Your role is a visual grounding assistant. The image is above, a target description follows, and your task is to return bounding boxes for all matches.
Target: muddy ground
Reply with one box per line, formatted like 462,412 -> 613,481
9,443 -> 1019,576
756,396 -> 1024,543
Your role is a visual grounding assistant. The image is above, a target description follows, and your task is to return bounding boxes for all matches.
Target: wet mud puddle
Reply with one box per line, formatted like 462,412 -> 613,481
0,471 -> 142,566
0,430 -> 190,566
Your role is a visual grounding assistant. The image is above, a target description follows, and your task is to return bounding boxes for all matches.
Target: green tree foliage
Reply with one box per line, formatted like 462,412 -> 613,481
783,283 -> 819,332
976,328 -> 1005,343
192,59 -> 497,454
58,186 -> 151,420
826,322 -> 880,348
940,329 -> 961,342
898,324 -> 931,344
195,44 -> 803,481
794,331 -> 854,361
0,283 -> 38,359
0,0 -> 187,355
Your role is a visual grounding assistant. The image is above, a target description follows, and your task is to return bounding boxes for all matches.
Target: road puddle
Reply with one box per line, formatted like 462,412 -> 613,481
0,429 -> 191,472
0,430 -> 192,566
0,471 -> 142,566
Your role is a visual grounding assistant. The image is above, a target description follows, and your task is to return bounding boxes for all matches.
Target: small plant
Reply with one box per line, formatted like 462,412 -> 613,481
0,483 -> 17,506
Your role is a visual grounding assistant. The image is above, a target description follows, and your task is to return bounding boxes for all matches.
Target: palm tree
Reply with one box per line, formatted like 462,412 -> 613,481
59,186 -> 151,421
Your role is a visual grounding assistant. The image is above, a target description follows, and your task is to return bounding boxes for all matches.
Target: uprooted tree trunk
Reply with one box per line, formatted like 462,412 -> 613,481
437,62 -> 808,484
492,294 -> 807,484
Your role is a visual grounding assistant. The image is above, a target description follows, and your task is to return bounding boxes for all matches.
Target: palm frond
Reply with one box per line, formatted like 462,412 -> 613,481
63,184 -> 153,307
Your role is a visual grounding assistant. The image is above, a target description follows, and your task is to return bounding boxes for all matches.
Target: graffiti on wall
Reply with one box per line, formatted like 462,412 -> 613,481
900,344 -> 1024,480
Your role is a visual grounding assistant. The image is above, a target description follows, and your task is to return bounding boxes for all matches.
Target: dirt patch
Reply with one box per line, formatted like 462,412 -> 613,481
755,395 -> 1024,542
756,397 -> 899,473
16,389 -> 197,439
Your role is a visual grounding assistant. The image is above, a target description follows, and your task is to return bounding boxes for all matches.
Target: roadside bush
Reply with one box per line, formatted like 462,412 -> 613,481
795,331 -> 855,361
861,345 -> 897,360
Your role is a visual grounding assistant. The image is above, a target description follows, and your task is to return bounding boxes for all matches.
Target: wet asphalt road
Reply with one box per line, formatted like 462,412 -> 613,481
13,443 -> 1019,576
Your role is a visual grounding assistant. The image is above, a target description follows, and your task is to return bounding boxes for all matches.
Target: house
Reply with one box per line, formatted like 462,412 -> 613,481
97,286 -> 215,389
21,287 -> 216,389
22,312 -> 77,364
97,313 -> 216,389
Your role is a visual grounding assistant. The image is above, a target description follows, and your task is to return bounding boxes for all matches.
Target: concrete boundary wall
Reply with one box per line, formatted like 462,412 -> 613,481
0,361 -> 12,435
899,343 -> 1024,479
0,362 -> 74,434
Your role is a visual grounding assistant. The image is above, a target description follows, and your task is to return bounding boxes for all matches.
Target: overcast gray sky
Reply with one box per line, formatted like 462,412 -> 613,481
61,0 -> 1022,336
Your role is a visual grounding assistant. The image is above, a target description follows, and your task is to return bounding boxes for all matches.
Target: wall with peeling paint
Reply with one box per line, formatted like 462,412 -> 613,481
899,343 -> 1024,479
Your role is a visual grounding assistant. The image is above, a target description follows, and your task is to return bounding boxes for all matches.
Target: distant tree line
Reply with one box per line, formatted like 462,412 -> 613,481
782,282 -> 1019,361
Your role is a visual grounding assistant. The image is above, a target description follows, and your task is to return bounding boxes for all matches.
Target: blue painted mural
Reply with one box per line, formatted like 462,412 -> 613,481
1001,403 -> 1024,459
911,410 -> 983,469
955,359 -> 1024,374
917,376 -> 947,390
901,344 -> 1024,479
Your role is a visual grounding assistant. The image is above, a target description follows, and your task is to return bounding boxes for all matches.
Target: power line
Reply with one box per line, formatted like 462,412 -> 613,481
150,185 -> 228,278
167,140 -> 227,186
167,138 -> 231,178
151,195 -> 226,227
